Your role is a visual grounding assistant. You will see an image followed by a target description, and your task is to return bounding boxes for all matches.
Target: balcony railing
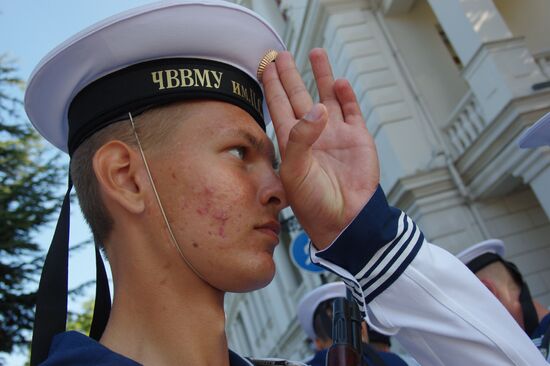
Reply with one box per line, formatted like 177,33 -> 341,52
534,50 -> 550,80
444,91 -> 487,160
444,51 -> 550,160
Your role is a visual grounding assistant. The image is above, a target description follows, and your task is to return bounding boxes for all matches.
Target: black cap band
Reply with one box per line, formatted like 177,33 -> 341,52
68,58 -> 265,155
466,252 -> 501,273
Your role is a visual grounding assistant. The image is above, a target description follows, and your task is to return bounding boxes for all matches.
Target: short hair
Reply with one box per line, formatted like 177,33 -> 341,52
70,102 -> 190,247
475,261 -> 521,292
313,298 -> 335,342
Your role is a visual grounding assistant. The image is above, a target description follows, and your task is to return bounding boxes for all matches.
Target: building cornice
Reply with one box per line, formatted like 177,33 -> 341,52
454,89 -> 550,198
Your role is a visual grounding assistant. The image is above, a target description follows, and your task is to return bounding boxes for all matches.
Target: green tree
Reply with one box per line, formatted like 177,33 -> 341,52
66,298 -> 94,335
0,55 -> 64,354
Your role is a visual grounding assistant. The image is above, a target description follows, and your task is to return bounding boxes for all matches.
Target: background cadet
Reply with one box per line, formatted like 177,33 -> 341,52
518,112 -> 550,149
457,239 -> 550,360
297,282 -> 408,366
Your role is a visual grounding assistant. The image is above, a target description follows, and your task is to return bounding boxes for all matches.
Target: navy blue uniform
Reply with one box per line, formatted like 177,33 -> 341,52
41,331 -> 254,366
306,347 -> 408,366
532,313 -> 550,361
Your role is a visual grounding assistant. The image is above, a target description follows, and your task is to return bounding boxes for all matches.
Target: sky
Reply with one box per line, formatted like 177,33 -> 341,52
0,1 -> 158,364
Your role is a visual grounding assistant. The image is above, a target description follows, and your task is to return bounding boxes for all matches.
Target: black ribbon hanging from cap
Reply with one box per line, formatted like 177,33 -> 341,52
89,244 -> 111,340
504,261 -> 539,337
30,176 -> 111,366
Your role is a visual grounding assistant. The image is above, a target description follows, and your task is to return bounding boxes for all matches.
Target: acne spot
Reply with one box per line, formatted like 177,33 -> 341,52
197,207 -> 209,215
218,226 -> 226,238
192,242 -> 199,248
171,172 -> 176,180
212,209 -> 229,223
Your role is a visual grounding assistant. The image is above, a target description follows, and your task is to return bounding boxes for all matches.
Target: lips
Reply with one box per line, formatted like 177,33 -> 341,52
255,220 -> 281,240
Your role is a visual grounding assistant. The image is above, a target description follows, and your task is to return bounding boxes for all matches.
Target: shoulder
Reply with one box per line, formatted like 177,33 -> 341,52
377,351 -> 409,366
40,331 -> 140,366
532,312 -> 550,339
303,349 -> 328,366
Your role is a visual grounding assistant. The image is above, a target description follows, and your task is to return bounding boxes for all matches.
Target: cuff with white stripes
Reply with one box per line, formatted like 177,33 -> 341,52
312,185 -> 424,305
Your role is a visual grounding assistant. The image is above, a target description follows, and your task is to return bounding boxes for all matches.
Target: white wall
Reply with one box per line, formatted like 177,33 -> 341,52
477,186 -> 550,306
383,0 -> 468,129
494,0 -> 550,55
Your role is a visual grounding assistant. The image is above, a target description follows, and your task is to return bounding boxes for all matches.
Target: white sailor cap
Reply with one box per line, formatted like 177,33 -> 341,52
456,239 -> 505,272
25,0 -> 284,155
297,282 -> 347,340
24,2 -> 285,365
518,112 -> 550,148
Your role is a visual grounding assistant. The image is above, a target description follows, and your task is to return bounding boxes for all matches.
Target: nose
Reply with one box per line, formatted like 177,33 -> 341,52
258,168 -> 288,212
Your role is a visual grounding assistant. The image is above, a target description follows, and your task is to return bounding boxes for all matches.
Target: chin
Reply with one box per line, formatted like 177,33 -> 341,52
223,259 -> 276,293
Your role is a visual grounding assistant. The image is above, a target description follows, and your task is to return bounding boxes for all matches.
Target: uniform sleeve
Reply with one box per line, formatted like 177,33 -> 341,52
310,186 -> 548,366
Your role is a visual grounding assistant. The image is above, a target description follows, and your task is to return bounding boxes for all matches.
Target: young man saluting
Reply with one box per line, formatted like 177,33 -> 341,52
25,1 -> 546,365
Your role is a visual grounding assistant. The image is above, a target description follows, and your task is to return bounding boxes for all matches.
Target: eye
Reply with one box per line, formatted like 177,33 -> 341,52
272,159 -> 280,171
228,146 -> 246,160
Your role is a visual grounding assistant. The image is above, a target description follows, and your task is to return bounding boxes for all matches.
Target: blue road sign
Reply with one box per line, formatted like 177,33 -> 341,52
289,231 -> 325,273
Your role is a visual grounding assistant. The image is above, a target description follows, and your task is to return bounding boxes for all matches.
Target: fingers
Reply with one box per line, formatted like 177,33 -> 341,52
309,48 -> 344,122
334,79 -> 364,126
263,61 -> 295,154
263,51 -> 315,157
282,103 -> 328,176
274,51 -> 314,119
263,61 -> 294,123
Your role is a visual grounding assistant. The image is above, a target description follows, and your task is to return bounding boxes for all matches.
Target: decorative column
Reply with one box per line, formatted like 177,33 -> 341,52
293,0 -> 440,191
427,0 -> 546,123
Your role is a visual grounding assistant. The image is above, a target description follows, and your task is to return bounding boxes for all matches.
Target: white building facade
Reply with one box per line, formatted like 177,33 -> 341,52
226,0 -> 550,362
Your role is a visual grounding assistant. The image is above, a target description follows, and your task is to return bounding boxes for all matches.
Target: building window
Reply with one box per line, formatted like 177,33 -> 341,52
436,23 -> 463,70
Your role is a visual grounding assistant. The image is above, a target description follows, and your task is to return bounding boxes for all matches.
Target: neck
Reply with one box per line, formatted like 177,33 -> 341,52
100,228 -> 230,366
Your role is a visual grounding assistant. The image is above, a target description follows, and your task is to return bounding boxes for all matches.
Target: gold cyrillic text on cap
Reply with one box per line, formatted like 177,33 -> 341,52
231,80 -> 263,117
151,69 -> 223,90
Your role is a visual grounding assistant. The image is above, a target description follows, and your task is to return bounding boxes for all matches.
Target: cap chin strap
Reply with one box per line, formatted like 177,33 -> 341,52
128,112 -> 207,283
30,177 -> 111,366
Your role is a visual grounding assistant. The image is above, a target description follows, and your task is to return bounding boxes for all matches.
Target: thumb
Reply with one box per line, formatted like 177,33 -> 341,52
284,103 -> 328,160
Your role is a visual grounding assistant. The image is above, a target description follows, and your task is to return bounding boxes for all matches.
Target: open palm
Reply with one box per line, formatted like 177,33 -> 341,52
263,49 -> 380,249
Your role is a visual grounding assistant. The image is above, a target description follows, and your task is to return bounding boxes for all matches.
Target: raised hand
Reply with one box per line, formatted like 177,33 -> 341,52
263,49 -> 380,249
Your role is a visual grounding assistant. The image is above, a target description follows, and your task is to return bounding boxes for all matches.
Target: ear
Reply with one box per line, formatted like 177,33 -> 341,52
313,338 -> 327,351
479,278 -> 500,299
93,140 -> 146,214
361,321 -> 369,344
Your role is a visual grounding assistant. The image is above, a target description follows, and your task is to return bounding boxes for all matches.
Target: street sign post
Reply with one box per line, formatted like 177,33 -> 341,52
289,231 -> 325,273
